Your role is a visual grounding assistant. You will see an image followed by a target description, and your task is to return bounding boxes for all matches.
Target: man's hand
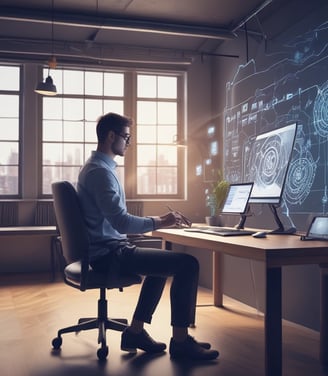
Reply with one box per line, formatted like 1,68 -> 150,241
153,210 -> 192,229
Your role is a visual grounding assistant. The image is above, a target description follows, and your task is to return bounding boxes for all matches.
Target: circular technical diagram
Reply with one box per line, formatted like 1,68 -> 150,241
255,137 -> 286,187
284,154 -> 316,205
313,82 -> 328,137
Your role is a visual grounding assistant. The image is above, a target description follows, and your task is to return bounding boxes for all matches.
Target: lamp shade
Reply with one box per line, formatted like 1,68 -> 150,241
35,75 -> 57,96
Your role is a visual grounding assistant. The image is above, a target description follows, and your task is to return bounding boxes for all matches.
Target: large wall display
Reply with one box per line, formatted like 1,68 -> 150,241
224,20 -> 328,224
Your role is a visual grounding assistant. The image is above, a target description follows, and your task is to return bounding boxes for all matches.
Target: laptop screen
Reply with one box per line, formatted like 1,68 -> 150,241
307,216 -> 328,240
221,183 -> 253,215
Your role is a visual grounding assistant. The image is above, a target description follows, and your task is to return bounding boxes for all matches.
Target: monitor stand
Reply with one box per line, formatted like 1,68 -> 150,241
235,204 -> 251,230
268,204 -> 297,235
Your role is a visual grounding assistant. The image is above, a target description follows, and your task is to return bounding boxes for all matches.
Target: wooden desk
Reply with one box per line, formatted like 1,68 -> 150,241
0,226 -> 57,237
0,226 -> 59,280
152,227 -> 328,376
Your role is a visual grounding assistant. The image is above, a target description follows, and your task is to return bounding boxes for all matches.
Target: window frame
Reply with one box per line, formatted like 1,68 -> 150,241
39,66 -> 187,200
0,64 -> 22,198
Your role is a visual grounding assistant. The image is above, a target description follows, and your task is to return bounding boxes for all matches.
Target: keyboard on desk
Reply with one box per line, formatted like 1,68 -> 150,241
184,226 -> 255,237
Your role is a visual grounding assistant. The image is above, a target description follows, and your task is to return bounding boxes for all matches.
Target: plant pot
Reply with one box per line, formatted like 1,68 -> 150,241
205,215 -> 223,226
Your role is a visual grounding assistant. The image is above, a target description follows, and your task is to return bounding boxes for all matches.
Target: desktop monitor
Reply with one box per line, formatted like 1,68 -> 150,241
221,182 -> 253,215
247,122 -> 297,205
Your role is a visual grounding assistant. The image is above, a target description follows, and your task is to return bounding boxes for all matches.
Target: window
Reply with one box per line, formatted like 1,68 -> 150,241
41,68 -> 186,199
41,69 -> 124,194
136,74 -> 181,196
0,65 -> 20,196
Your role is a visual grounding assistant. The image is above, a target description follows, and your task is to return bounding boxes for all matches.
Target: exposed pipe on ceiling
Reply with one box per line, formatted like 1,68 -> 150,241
232,0 -> 273,33
0,7 -> 237,40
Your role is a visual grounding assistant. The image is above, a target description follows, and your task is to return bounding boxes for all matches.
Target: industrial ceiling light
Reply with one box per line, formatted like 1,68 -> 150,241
35,75 -> 57,95
35,0 -> 57,96
35,56 -> 57,95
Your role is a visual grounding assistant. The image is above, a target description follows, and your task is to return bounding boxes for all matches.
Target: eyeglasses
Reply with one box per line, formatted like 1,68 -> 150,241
115,132 -> 131,144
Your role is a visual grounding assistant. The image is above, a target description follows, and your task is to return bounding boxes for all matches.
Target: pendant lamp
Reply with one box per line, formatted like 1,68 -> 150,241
35,0 -> 57,96
35,56 -> 57,96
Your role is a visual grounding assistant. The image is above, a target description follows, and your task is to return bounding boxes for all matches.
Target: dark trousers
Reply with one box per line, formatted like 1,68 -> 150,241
90,245 -> 199,328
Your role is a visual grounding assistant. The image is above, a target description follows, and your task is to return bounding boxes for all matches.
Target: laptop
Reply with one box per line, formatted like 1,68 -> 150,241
185,182 -> 255,236
301,216 -> 328,241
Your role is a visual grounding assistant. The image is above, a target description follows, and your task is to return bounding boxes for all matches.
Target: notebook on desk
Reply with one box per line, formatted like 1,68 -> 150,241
185,182 -> 255,237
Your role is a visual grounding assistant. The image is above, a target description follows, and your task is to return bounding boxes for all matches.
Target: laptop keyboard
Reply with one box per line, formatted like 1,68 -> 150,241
184,226 -> 255,237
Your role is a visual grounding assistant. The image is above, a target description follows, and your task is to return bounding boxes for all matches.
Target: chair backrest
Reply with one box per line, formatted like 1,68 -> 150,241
52,181 -> 89,265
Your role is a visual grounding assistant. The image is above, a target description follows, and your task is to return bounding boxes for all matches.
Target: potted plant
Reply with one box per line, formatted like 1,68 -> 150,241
205,171 -> 229,226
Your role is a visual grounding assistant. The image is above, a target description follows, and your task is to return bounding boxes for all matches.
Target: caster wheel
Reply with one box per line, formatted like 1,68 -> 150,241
97,346 -> 109,360
52,337 -> 62,349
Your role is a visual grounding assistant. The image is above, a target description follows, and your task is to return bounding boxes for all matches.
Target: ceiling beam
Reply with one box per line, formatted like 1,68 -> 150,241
0,7 -> 237,40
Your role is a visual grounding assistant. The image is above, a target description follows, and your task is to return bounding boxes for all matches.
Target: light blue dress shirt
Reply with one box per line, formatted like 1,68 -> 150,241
77,150 -> 154,260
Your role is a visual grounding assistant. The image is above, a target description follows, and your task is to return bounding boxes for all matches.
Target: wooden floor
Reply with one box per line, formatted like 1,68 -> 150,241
1,272 -> 328,376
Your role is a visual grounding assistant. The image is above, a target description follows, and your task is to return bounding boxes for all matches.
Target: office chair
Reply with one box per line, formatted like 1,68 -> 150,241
51,181 -> 142,360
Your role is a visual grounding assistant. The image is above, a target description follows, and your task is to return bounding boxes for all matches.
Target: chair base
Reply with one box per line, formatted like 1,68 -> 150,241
52,287 -> 129,360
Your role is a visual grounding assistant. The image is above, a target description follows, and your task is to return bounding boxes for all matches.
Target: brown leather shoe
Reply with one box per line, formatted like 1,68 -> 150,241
121,328 -> 166,354
169,335 -> 219,361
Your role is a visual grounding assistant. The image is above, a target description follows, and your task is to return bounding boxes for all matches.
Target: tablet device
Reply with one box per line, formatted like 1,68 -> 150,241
301,216 -> 328,241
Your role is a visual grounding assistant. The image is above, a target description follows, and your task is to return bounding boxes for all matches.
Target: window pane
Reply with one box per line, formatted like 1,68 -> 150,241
137,75 -> 156,98
137,125 -> 156,143
0,95 -> 19,117
137,101 -> 157,124
137,145 -> 156,166
85,143 -> 95,157
43,98 -> 62,119
43,143 -> 62,165
158,145 -> 177,165
137,167 -> 156,194
158,102 -> 177,125
0,167 -> 18,194
63,121 -> 84,142
63,98 -> 83,120
85,122 -> 97,142
104,73 -> 124,96
85,99 -> 103,121
63,70 -> 84,94
43,120 -> 63,141
157,167 -> 177,193
0,66 -> 20,90
0,119 -> 19,140
0,142 -> 19,164
63,144 -> 84,165
62,166 -> 80,184
158,125 -> 176,144
85,71 -> 103,95
116,166 -> 125,186
104,100 -> 124,114
158,76 -> 177,98
43,166 -> 61,194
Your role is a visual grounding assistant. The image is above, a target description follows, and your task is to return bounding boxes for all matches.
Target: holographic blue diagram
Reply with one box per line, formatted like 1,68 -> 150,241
224,20 -> 328,216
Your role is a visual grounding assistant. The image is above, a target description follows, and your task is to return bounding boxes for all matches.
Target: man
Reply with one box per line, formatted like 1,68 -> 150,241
77,112 -> 219,361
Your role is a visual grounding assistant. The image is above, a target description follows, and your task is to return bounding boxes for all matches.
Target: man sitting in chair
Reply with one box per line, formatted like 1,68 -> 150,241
77,112 -> 219,361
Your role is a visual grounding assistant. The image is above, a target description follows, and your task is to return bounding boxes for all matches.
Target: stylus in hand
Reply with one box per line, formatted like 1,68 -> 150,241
166,205 -> 192,228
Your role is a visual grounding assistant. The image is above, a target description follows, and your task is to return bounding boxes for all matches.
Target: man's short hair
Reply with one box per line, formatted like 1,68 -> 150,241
96,112 -> 132,143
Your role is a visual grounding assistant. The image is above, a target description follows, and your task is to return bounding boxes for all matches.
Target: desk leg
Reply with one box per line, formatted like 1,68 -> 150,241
213,252 -> 223,307
320,265 -> 328,364
164,240 -> 172,251
265,267 -> 282,376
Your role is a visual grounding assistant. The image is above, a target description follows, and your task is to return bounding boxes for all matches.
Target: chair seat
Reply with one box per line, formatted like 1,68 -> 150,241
65,261 -> 142,289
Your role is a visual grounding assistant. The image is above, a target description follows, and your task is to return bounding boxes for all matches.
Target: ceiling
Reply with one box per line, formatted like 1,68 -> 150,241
0,0 -> 290,66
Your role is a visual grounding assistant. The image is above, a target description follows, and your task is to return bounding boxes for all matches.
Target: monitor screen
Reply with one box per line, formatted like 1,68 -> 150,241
247,122 -> 297,204
221,182 -> 253,214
